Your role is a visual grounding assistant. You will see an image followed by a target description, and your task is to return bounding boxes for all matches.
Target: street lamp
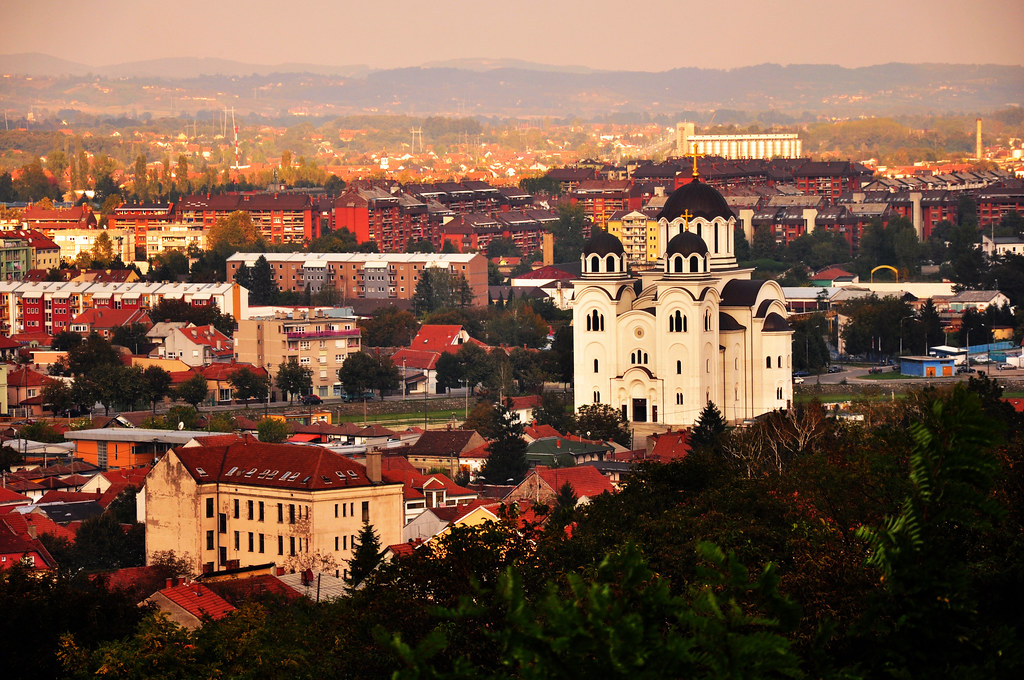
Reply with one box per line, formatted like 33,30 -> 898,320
899,316 -> 911,358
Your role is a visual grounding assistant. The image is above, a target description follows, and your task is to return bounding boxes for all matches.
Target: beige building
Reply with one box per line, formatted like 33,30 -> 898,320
235,308 -> 362,400
607,210 -> 661,268
145,441 -> 404,577
145,223 -> 207,257
50,228 -> 134,264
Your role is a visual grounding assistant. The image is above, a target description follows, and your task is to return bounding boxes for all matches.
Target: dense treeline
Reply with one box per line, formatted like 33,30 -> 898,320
4,378 -> 1019,678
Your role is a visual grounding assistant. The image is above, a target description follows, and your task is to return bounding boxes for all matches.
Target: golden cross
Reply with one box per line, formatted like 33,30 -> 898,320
680,209 -> 693,231
683,144 -> 705,179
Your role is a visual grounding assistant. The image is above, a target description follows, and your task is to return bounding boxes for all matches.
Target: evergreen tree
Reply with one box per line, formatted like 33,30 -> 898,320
690,401 -> 727,450
346,522 -> 382,588
480,402 -> 529,484
248,255 -> 279,305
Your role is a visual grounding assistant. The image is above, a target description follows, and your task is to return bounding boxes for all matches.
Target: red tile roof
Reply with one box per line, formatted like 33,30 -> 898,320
174,325 -> 233,357
6,365 -> 47,388
200,363 -> 267,381
0,335 -> 21,350
810,266 -> 855,281
408,325 -> 465,352
0,487 -> 31,507
524,423 -> 562,440
172,439 -> 386,491
38,490 -> 103,505
389,348 -> 441,371
71,307 -> 151,331
534,465 -> 615,498
648,431 -> 692,462
158,582 -> 236,621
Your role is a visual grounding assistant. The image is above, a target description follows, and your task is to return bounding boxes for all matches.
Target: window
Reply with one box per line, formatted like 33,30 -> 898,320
766,356 -> 772,369
206,530 -> 214,550
206,498 -> 214,518
335,503 -> 338,518
342,503 -> 347,518
343,535 -> 347,550
289,504 -> 295,524
676,392 -> 684,405
778,355 -> 782,368
594,358 -> 599,373
362,501 -> 370,523
248,532 -> 254,552
676,360 -> 682,374
218,513 -> 227,534
277,503 -> 283,523
278,536 -> 284,555
233,499 -> 239,519
593,391 -> 600,403
233,531 -> 240,551
247,500 -> 254,520
289,536 -> 296,556
259,534 -> 265,553
669,310 -> 686,332
258,502 -> 265,522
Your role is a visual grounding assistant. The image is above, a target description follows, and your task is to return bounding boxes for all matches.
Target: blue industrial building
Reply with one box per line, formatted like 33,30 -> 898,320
900,356 -> 956,377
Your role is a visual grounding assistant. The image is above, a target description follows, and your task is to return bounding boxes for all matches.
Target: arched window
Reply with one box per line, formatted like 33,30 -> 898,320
706,358 -> 710,373
734,357 -> 738,370
586,314 -> 591,332
588,309 -> 604,332
669,309 -> 684,332
683,315 -> 687,332
594,359 -> 599,373
778,355 -> 783,368
676,360 -> 682,374
714,224 -> 719,252
689,255 -> 701,273
704,310 -> 712,331
605,254 -> 616,272
630,351 -> 636,364
643,352 -> 649,363
676,392 -> 684,405
766,356 -> 772,368
593,391 -> 601,403
696,223 -> 702,239
589,255 -> 600,272
673,255 -> 684,273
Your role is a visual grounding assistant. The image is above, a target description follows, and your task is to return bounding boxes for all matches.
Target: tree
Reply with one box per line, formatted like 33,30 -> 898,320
175,373 -> 209,409
71,513 -> 145,571
14,159 -> 60,201
531,390 -> 574,433
229,367 -> 270,407
141,366 -> 173,412
111,322 -> 150,353
480,402 -> 529,484
358,306 -> 419,347
41,378 -> 74,416
248,254 -> 279,305
257,417 -> 290,443
275,357 -> 312,402
65,333 -> 120,376
549,203 -> 587,263
690,401 -> 728,451
337,351 -> 399,399
411,268 -> 474,315
207,210 -> 265,257
434,350 -> 463,393
90,231 -> 115,266
791,314 -> 830,372
346,522 -> 382,589
132,153 -> 148,201
573,402 -> 631,447
51,330 -> 82,353
47,149 -> 67,190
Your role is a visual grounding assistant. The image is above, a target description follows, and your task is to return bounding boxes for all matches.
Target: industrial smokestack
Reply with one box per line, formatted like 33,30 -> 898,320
976,118 -> 983,160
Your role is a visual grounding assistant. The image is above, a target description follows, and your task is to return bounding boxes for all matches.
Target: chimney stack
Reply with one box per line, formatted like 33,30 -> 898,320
976,118 -> 983,161
365,449 -> 382,483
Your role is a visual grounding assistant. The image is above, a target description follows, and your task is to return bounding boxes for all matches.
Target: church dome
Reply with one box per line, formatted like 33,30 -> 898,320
665,230 -> 708,257
656,177 -> 734,222
582,229 -> 624,256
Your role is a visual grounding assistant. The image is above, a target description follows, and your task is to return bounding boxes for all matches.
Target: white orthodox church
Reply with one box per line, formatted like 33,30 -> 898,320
572,173 -> 793,426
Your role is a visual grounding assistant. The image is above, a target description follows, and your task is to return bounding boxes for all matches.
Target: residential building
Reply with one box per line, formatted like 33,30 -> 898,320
144,441 -> 404,576
380,454 -> 478,524
225,252 -> 488,307
144,223 -> 207,258
571,180 -> 632,230
49,228 -> 133,264
0,237 -> 31,280
109,202 -> 175,256
682,132 -> 802,160
235,308 -> 362,400
64,428 -> 215,469
161,325 -> 233,366
175,193 -> 319,244
0,514 -> 57,571
5,365 -> 46,416
980,234 -> 1024,258
400,428 -> 488,477
69,307 -> 152,341
0,281 -> 249,336
573,175 -> 794,427
792,161 -> 873,199
144,580 -> 235,628
0,229 -> 61,270
20,204 -> 96,234
504,465 -> 615,507
606,210 -> 660,267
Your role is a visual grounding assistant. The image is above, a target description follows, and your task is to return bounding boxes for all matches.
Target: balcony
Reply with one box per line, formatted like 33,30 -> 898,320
285,328 -> 361,340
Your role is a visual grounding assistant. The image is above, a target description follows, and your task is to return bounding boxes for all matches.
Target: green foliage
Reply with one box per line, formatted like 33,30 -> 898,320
347,523 -> 382,588
549,203 -> 587,263
275,357 -> 313,402
257,417 -> 290,443
41,377 -> 75,416
359,306 -> 420,347
17,421 -> 63,443
148,298 -> 235,336
690,401 -> 728,451
480,402 -> 529,484
412,269 -> 474,316
207,210 -> 265,257
791,314 -> 830,372
573,403 -> 631,447
175,373 -> 209,408
141,365 -> 173,412
838,294 -> 916,358
0,444 -> 23,472
228,367 -> 270,406
531,390 -> 574,434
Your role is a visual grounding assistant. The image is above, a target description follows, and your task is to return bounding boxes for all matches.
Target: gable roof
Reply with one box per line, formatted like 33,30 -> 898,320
532,465 -> 615,499
408,325 -> 466,352
171,439 -> 389,491
157,582 -> 236,621
404,429 -> 485,457
71,307 -> 151,330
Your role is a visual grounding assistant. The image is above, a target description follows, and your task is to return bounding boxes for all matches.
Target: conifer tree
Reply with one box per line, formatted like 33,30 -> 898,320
690,401 -> 727,450
346,522 -> 382,588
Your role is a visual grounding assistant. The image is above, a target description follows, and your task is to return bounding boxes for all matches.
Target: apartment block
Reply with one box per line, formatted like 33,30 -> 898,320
234,308 -> 362,400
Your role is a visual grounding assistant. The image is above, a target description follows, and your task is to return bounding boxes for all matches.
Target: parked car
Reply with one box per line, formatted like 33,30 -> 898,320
300,394 -> 323,405
827,365 -> 842,374
997,363 -> 1014,371
956,366 -> 976,374
792,370 -> 810,378
793,376 -> 805,384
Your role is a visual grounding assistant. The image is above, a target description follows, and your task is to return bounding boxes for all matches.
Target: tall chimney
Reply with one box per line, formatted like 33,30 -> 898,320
365,449 -> 382,483
976,118 -> 983,160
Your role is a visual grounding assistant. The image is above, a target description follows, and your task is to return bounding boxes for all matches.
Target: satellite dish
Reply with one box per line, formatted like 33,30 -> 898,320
178,421 -> 185,431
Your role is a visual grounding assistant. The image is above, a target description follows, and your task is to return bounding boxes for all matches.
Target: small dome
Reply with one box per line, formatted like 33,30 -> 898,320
656,177 -> 734,223
665,230 -> 708,257
582,229 -> 624,256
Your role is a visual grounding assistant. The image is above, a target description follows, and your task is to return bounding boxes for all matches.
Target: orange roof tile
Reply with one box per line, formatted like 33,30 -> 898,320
159,582 -> 236,621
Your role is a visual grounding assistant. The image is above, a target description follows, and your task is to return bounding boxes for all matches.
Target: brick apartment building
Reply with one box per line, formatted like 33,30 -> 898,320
175,193 -> 319,244
226,252 -> 488,307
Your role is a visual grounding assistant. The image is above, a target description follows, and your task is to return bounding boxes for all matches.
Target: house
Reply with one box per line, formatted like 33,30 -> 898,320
0,514 -> 57,571
162,325 -> 233,366
643,428 -> 693,462
504,465 -> 615,507
64,428 -> 215,469
525,435 -> 614,467
5,365 -> 47,416
380,454 -> 478,524
944,290 -> 1011,313
144,580 -> 235,629
0,486 -> 32,513
144,442 -> 404,577
402,500 -> 498,543
400,428 -> 487,476
70,307 -> 152,342
391,325 -> 488,395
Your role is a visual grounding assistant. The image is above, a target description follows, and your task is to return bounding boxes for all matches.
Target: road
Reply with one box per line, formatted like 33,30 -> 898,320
800,363 -> 1024,386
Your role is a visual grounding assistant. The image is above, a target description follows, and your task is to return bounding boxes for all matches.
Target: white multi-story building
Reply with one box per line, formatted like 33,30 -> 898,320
677,123 -> 802,160
573,176 -> 793,427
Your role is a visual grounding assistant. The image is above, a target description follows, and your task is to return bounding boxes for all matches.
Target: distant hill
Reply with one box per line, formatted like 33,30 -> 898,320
0,54 -> 1020,118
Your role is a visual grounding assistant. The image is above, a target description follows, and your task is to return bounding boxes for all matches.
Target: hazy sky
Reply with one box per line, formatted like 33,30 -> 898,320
8,0 -> 1023,71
